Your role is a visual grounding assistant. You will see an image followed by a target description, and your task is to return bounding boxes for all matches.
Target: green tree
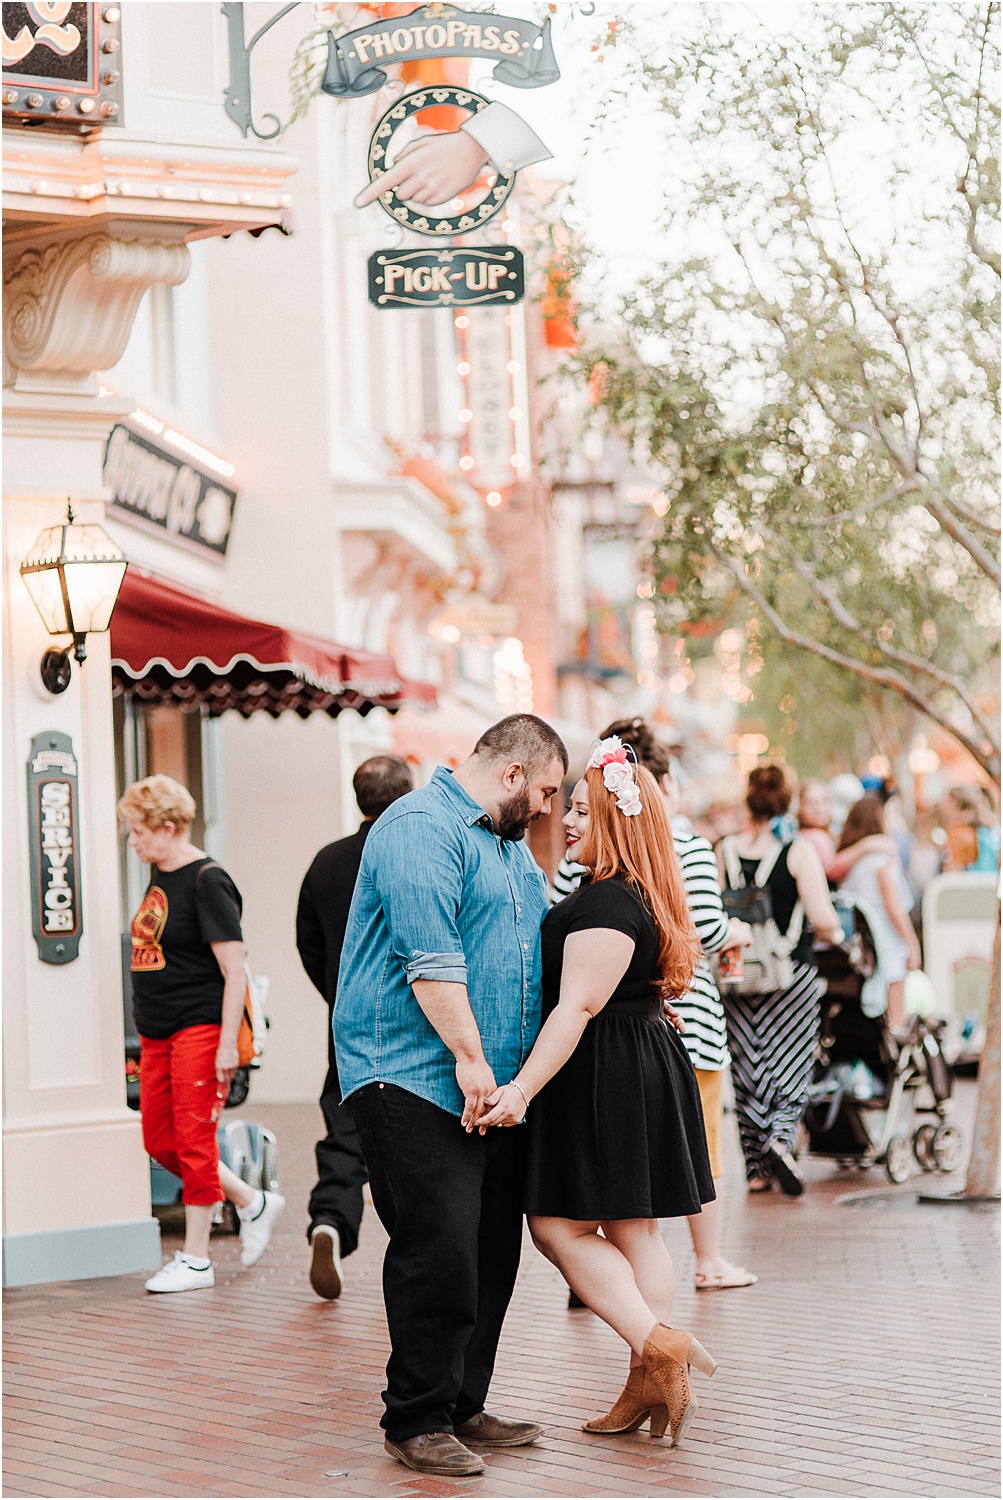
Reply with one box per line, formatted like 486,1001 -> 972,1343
582,2 -> 1000,783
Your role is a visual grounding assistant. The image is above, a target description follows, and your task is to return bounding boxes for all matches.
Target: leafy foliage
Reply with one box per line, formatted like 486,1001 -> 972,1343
581,2 -> 1000,781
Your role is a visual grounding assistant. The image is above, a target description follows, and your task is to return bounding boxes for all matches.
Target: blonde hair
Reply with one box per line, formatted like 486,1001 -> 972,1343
118,775 -> 196,834
580,763 -> 701,999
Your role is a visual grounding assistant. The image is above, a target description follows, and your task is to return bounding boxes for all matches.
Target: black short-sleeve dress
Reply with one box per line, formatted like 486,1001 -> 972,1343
524,873 -> 715,1220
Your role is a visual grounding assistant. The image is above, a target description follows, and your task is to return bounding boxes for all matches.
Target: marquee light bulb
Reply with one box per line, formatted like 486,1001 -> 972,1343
458,409 -> 472,423
510,453 -> 525,467
486,491 -> 502,507
455,315 -> 470,329
456,361 -> 471,376
459,455 -> 475,470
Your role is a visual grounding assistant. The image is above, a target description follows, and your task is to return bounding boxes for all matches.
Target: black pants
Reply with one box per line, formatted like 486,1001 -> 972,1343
348,1083 -> 526,1443
306,1008 -> 368,1256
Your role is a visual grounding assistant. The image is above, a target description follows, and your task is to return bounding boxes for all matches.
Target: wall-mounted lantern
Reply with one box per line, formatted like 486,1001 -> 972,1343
20,504 -> 128,694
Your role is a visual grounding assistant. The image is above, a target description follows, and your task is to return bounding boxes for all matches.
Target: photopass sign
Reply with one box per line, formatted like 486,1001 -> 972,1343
322,4 -> 558,98
369,247 -> 524,309
104,421 -> 237,556
27,731 -> 82,964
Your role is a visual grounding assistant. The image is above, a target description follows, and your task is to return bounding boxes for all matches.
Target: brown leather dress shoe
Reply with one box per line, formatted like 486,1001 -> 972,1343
454,1411 -> 545,1447
384,1433 -> 485,1476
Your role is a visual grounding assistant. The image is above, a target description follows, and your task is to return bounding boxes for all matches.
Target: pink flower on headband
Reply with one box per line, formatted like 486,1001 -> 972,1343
587,736 -> 628,771
586,736 -> 643,816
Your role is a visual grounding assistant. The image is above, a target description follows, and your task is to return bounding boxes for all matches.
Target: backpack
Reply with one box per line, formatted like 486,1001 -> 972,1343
716,837 -> 803,997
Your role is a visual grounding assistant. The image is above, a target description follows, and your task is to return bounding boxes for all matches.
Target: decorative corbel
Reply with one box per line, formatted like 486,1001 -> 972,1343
3,234 -> 190,394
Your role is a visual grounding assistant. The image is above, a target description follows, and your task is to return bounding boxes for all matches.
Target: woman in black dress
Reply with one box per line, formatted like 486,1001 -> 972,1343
478,739 -> 718,1444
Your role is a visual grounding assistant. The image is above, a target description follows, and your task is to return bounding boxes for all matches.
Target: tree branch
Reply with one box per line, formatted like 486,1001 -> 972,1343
922,485 -> 1002,585
787,550 -> 1000,746
782,478 -> 920,527
709,537 -> 1001,782
931,486 -> 1002,539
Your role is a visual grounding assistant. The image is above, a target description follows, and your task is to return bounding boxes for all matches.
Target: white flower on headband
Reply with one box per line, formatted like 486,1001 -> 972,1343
587,736 -> 643,816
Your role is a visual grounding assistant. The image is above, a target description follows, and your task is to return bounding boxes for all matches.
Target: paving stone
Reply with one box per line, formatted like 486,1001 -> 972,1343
4,1089 -> 998,1498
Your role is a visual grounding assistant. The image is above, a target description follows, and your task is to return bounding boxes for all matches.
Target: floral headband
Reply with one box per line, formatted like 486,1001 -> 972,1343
586,736 -> 643,817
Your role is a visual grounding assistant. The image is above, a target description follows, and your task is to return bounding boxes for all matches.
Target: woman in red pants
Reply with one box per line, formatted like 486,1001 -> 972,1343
119,775 -> 284,1293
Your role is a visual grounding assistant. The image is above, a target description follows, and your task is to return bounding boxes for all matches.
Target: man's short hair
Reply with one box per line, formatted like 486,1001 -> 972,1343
354,755 -> 413,820
473,714 -> 569,777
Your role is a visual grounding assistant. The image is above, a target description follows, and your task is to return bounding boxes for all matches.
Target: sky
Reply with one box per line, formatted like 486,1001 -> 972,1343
475,1 -> 815,295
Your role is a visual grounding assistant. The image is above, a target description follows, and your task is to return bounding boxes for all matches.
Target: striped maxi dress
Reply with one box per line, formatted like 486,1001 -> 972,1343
720,842 -> 824,1182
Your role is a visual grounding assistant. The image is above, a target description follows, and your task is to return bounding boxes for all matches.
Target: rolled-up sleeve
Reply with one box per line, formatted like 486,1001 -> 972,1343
369,811 -> 468,987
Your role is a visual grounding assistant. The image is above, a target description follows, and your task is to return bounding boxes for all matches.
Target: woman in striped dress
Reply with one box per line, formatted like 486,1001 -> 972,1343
719,766 -> 843,1195
551,718 -> 758,1291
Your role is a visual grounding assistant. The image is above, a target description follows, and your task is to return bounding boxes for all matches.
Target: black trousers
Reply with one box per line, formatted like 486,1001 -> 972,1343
306,1006 -> 368,1255
348,1082 -> 526,1443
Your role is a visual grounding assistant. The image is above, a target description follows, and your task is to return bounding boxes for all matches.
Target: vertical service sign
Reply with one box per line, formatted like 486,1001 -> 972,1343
27,731 -> 83,964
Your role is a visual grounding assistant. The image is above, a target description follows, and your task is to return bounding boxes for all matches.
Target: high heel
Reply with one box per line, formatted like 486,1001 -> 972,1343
640,1324 -> 718,1447
648,1403 -> 669,1440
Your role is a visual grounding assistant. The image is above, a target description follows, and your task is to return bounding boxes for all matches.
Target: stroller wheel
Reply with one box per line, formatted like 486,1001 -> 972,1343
932,1123 -> 964,1173
885,1135 -> 913,1184
913,1124 -> 938,1172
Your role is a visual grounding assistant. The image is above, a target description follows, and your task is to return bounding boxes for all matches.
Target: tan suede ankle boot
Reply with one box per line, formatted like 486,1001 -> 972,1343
640,1324 -> 718,1446
582,1364 -> 660,1434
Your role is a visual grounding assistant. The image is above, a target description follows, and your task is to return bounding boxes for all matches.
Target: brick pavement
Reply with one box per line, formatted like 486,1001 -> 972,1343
4,1084 -> 999,1500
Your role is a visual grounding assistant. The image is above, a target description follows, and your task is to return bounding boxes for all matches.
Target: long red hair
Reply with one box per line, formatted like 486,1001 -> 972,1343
580,763 -> 701,999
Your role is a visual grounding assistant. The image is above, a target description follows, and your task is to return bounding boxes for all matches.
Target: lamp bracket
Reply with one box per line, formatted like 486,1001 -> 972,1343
222,1 -> 301,140
40,648 -> 72,695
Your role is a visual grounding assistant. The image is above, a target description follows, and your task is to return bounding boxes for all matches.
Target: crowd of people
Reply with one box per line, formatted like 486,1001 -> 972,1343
118,713 -> 998,1476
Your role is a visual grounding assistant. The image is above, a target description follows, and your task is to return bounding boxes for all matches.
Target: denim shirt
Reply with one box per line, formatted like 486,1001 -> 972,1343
333,766 -> 549,1117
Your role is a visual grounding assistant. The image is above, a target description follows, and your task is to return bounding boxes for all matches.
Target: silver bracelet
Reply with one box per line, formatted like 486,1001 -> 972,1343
508,1080 -> 529,1113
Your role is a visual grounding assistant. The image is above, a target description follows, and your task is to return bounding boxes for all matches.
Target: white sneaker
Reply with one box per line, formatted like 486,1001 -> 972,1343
238,1189 -> 285,1266
145,1252 -> 214,1293
309,1224 -> 344,1300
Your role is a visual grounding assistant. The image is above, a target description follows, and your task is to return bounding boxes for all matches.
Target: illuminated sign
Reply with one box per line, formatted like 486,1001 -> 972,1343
322,4 -> 558,99
104,420 -> 237,556
2,2 -> 123,126
27,731 -> 82,964
369,247 -> 524,309
463,309 -> 519,492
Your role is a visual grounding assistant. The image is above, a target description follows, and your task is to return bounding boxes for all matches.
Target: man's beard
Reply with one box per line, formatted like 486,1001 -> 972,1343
495,785 -> 534,841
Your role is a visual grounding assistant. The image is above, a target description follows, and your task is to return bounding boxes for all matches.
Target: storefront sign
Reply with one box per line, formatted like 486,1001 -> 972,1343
464,308 -> 518,491
369,247 -> 524,309
367,86 -> 515,238
322,4 -> 558,99
104,421 -> 237,556
2,3 -> 123,126
27,731 -> 82,964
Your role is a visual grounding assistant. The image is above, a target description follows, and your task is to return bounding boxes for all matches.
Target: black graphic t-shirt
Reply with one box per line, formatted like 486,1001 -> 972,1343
131,858 -> 244,1039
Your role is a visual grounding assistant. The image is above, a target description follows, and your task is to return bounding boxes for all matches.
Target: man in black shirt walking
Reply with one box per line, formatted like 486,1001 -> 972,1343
296,754 -> 413,1298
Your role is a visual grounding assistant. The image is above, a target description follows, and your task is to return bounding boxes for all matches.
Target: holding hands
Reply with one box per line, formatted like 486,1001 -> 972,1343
476,1080 -> 529,1131
457,1055 -> 498,1132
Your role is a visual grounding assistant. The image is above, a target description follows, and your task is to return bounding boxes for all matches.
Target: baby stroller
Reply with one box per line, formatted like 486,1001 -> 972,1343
803,896 -> 962,1184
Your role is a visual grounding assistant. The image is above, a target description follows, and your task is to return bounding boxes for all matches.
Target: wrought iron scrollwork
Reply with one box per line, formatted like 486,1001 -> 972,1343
222,1 -> 300,140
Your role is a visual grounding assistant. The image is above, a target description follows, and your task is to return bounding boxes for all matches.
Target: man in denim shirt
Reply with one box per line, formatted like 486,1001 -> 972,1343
335,715 -> 567,1477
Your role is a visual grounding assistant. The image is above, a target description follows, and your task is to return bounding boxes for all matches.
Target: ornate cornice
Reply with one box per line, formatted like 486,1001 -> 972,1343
2,128 -> 297,244
3,234 -> 189,393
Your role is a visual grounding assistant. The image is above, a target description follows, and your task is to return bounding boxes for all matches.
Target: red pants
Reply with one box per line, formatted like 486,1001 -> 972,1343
139,1025 -> 224,1205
